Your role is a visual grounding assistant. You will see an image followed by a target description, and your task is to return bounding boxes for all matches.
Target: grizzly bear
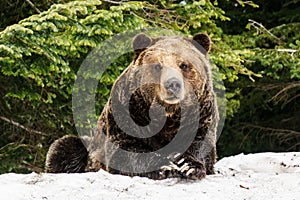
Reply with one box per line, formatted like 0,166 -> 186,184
45,32 -> 219,180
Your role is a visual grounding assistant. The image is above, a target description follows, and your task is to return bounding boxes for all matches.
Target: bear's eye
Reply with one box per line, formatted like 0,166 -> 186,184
179,63 -> 189,71
153,64 -> 162,71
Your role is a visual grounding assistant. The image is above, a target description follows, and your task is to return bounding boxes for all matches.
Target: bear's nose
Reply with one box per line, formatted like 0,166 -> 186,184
164,78 -> 182,96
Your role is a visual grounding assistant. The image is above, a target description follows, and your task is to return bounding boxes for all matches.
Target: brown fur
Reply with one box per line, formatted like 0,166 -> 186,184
45,135 -> 88,173
45,33 -> 219,180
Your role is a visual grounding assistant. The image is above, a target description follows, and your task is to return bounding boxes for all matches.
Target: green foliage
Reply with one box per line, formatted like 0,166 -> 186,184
0,0 -> 78,31
0,0 -> 147,173
1,0 -> 146,102
217,3 -> 300,157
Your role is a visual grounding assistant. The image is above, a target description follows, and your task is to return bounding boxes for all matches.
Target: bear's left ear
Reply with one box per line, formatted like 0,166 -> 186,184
192,33 -> 211,55
133,33 -> 152,55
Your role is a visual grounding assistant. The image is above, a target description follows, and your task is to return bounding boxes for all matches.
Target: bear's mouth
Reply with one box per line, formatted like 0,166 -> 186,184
158,87 -> 185,105
163,94 -> 181,104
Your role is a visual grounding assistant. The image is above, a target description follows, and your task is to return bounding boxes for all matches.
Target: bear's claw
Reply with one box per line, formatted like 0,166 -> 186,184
160,156 -> 206,179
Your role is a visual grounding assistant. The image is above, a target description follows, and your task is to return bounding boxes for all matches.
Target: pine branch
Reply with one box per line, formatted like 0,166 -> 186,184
242,123 -> 300,137
102,0 -> 124,5
241,123 -> 300,150
0,116 -> 48,136
277,49 -> 298,57
269,82 -> 300,103
248,19 -> 283,44
24,0 -> 41,14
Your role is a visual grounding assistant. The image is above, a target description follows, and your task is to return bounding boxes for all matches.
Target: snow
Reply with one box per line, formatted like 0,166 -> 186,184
0,152 -> 299,200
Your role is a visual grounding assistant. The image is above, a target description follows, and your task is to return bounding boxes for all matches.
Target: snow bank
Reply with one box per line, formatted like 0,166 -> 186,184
0,152 -> 299,200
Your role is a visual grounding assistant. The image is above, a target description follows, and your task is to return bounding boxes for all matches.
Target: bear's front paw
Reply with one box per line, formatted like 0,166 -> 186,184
184,165 -> 206,180
160,156 -> 206,180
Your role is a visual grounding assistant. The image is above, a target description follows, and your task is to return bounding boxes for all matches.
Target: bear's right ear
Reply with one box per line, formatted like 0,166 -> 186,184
133,33 -> 152,55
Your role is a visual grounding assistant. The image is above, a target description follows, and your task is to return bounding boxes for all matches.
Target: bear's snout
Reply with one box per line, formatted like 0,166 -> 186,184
164,77 -> 182,97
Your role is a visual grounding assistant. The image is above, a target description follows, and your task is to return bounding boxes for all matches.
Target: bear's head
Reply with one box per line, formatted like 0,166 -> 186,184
109,33 -> 213,138
129,33 -> 212,106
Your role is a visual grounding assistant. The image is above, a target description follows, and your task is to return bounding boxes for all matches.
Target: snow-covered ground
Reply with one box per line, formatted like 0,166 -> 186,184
0,152 -> 299,200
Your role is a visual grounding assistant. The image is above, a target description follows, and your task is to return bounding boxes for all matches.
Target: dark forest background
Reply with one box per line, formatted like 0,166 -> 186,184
0,0 -> 299,173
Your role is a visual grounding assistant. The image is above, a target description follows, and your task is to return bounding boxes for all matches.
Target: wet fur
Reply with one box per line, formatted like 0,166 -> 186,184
45,34 -> 219,180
